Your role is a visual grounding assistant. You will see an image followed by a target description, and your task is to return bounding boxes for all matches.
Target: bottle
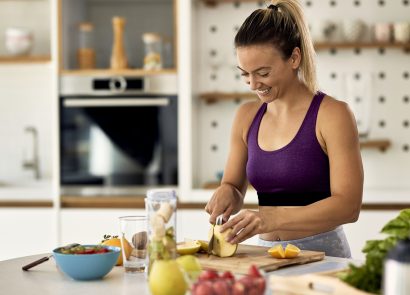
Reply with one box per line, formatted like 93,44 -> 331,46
142,33 -> 163,70
383,238 -> 410,295
77,22 -> 96,69
110,17 -> 128,70
145,189 -> 177,273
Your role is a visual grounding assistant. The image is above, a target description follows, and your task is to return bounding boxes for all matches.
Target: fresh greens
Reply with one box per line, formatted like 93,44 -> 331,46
340,208 -> 410,294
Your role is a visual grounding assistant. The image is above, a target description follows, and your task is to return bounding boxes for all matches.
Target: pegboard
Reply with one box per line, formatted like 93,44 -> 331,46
191,0 -> 410,190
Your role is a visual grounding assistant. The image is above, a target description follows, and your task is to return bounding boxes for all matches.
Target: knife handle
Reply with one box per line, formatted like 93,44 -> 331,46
22,256 -> 51,271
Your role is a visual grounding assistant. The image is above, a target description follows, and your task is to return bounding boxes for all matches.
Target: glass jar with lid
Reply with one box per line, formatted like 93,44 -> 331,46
145,189 -> 177,273
77,22 -> 96,69
142,33 -> 163,70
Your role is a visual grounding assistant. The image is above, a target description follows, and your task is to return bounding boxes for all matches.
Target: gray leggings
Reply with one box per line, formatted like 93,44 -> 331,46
258,226 -> 351,258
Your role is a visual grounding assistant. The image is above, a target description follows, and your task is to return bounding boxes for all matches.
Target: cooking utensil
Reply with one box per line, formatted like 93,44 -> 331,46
197,244 -> 325,274
22,243 -> 80,271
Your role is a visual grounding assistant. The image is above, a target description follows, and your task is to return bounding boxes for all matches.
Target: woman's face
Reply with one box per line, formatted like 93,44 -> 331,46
236,44 -> 297,103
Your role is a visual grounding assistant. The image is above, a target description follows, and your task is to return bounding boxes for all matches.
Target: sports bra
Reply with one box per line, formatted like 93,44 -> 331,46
246,91 -> 331,206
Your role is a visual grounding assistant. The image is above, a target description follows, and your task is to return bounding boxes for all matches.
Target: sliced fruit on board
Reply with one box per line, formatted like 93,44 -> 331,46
268,244 -> 301,259
177,240 -> 201,255
208,224 -> 238,257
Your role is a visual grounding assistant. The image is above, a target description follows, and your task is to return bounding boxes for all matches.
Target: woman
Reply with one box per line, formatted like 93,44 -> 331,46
205,0 -> 363,258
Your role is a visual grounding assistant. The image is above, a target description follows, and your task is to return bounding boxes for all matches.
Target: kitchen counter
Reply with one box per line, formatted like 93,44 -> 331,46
0,254 -> 357,295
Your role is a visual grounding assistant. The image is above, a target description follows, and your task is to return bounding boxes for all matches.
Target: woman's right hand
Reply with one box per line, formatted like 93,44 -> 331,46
205,183 -> 244,224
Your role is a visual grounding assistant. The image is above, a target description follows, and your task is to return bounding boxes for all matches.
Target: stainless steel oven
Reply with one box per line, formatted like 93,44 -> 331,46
59,75 -> 178,196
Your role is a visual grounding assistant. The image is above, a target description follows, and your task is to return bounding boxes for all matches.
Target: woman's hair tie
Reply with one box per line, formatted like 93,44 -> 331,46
268,4 -> 278,11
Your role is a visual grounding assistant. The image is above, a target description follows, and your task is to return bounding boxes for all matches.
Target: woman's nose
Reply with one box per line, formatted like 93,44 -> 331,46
247,76 -> 260,90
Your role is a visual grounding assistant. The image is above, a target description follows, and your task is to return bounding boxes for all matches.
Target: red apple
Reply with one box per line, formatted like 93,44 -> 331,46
221,270 -> 235,283
253,276 -> 266,294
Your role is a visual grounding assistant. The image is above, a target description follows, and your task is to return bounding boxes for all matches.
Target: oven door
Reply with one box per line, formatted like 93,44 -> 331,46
60,95 -> 178,195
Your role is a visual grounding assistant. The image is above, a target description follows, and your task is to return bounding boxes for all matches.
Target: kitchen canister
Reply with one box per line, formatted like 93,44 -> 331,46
142,33 -> 163,70
145,189 -> 177,274
383,238 -> 410,295
77,22 -> 96,69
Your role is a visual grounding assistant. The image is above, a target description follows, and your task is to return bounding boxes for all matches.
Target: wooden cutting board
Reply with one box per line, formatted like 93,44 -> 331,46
196,244 -> 325,274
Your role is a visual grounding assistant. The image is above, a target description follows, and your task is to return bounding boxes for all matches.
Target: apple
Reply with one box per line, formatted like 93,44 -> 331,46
248,264 -> 262,278
209,225 -> 238,257
148,260 -> 187,295
176,255 -> 202,281
221,270 -> 235,282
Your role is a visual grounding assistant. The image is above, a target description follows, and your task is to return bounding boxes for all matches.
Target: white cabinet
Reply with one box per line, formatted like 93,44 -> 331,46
0,208 -> 56,261
343,210 -> 401,260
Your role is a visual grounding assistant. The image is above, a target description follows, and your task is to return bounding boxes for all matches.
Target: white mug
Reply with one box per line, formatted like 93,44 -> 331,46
374,23 -> 392,43
393,22 -> 410,43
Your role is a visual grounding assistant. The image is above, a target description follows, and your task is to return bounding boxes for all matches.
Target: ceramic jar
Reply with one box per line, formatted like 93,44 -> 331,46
5,27 -> 33,56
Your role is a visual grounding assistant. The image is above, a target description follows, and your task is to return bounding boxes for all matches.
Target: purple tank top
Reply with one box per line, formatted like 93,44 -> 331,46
246,92 -> 331,206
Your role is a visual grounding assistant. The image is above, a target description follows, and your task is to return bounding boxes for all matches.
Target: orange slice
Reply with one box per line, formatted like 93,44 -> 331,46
267,244 -> 285,259
284,244 -> 301,258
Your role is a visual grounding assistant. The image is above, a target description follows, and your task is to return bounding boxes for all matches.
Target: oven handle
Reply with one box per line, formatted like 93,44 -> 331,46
63,98 -> 170,108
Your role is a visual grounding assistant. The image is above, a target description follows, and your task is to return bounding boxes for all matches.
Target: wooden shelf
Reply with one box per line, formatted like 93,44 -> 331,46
199,92 -> 257,104
0,55 -> 51,64
360,139 -> 391,151
60,68 -> 177,77
314,42 -> 410,51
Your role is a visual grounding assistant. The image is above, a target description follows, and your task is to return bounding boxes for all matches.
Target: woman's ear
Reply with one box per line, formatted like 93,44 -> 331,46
290,47 -> 301,69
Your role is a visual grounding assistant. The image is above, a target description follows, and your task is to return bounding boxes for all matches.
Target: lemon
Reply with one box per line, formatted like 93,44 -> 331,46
101,235 -> 133,266
268,244 -> 301,259
267,244 -> 285,259
284,244 -> 301,258
176,240 -> 201,255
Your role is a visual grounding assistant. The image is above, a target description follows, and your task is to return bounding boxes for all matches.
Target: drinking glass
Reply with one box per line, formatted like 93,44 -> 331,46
119,215 -> 148,273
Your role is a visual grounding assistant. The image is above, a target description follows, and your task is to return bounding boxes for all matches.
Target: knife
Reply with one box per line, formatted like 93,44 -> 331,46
22,243 -> 80,271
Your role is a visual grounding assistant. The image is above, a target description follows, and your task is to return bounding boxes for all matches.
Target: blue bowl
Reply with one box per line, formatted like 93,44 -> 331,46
53,245 -> 120,281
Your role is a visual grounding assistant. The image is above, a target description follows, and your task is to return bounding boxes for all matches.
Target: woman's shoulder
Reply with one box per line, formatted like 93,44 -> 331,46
319,94 -> 353,120
318,94 -> 357,134
233,100 -> 264,141
235,99 -> 264,122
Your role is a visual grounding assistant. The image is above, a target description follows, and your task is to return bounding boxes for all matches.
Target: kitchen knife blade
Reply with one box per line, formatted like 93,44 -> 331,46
207,224 -> 215,255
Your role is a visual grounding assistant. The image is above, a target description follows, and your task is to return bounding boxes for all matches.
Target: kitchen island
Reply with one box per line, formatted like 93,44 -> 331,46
0,253 -> 358,295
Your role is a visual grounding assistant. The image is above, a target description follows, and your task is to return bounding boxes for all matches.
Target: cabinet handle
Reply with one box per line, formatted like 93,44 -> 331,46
63,98 -> 170,108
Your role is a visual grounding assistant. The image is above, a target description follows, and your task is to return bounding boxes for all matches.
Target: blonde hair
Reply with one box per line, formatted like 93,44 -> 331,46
234,0 -> 318,93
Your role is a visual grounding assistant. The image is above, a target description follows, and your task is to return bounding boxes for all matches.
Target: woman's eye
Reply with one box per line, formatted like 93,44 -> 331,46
259,73 -> 269,77
240,73 -> 248,77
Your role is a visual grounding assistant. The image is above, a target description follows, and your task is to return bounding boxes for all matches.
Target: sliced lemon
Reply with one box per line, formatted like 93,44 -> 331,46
176,240 -> 201,255
267,244 -> 285,259
284,244 -> 301,258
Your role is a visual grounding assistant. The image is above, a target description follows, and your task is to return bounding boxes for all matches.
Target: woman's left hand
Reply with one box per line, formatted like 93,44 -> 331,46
220,210 -> 266,244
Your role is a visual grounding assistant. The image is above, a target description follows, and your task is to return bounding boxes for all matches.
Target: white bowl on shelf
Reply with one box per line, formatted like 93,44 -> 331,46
5,27 -> 34,56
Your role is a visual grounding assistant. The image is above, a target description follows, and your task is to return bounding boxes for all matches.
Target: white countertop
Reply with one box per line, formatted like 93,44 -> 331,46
0,179 -> 53,201
0,254 -> 355,295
